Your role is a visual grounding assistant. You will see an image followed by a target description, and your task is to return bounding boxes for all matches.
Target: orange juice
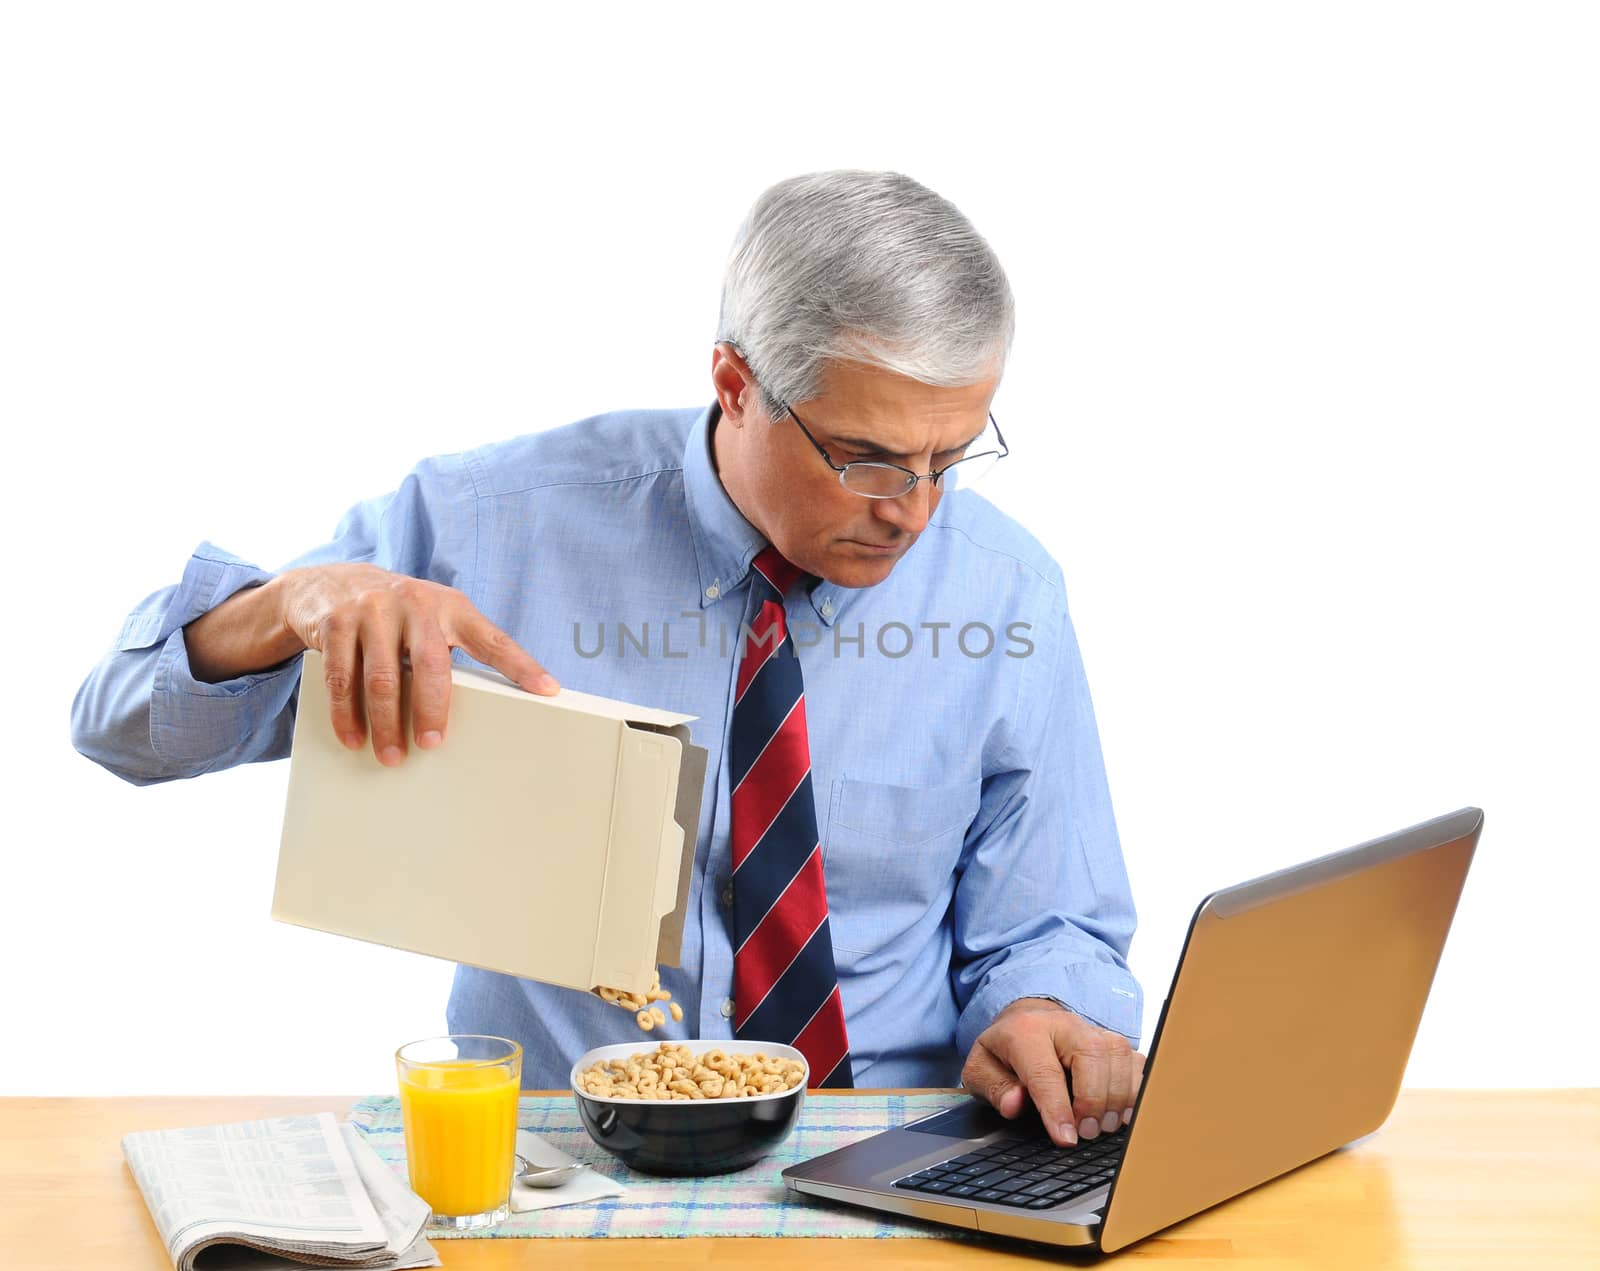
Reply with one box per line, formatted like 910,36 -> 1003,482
398,1058 -> 520,1217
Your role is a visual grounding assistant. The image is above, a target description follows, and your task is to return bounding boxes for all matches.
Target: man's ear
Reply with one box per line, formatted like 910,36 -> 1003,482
711,341 -> 760,429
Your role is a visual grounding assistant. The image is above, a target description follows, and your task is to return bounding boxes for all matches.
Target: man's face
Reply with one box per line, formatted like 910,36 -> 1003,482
711,347 -> 999,589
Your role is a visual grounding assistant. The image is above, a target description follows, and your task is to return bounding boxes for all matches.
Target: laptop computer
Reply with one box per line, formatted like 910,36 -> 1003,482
783,806 -> 1482,1253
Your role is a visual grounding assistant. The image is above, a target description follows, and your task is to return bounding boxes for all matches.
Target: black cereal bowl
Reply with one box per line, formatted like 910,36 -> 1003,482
569,1039 -> 808,1176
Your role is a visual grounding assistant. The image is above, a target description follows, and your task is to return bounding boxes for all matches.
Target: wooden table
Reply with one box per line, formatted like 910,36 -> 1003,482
2,1090 -> 1595,1268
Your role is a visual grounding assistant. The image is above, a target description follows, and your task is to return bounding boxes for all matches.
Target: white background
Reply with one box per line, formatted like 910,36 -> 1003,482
3,3 -> 1595,1095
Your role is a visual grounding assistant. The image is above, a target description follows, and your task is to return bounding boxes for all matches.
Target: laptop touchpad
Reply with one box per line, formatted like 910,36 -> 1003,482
906,1098 -> 1046,1139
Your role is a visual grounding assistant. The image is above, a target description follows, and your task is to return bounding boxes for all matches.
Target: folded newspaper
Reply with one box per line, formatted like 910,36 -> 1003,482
121,1113 -> 440,1270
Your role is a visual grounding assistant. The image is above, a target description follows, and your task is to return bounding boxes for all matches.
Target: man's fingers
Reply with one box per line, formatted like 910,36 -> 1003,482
959,1041 -> 1026,1120
405,617 -> 453,749
450,607 -> 558,696
359,607 -> 407,767
1065,1029 -> 1136,1136
1020,1059 -> 1079,1148
989,1023 -> 1079,1147
319,613 -> 365,750
1059,1033 -> 1111,1134
1100,1044 -> 1133,1133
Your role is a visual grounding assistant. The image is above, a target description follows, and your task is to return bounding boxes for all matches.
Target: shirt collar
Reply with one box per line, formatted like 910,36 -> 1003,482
682,401 -> 850,627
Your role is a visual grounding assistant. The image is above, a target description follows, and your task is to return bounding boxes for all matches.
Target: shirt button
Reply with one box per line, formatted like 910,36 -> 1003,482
821,599 -> 834,618
720,997 -> 736,1019
720,882 -> 734,908
705,582 -> 720,600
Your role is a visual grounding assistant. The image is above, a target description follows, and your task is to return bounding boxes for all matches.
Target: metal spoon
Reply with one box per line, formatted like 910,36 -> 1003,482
514,1153 -> 587,1189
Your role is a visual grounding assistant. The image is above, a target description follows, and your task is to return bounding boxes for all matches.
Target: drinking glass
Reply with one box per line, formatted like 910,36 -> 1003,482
396,1034 -> 522,1229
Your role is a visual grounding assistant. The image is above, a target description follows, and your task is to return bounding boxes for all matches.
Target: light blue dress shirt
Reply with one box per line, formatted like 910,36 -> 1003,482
72,402 -> 1142,1087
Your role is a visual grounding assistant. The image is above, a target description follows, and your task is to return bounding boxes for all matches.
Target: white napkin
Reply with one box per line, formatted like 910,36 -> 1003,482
510,1129 -> 628,1212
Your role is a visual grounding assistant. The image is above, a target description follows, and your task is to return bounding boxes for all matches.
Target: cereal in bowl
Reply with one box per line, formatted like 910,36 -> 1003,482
577,1041 -> 805,1100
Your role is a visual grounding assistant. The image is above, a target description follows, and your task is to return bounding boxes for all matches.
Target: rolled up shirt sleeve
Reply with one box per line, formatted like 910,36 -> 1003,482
70,454 -> 480,786
949,593 -> 1143,1058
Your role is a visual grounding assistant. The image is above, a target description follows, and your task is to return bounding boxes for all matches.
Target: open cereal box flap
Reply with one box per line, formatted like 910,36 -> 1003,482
653,725 -> 707,968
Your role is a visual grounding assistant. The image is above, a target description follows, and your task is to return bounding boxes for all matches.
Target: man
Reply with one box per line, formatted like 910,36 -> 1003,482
72,169 -> 1143,1147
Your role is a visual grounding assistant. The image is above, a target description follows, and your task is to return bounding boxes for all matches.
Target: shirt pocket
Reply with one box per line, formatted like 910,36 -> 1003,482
823,777 -> 983,955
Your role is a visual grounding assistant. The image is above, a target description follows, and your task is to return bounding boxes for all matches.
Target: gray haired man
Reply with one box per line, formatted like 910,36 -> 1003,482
74,169 -> 1144,1146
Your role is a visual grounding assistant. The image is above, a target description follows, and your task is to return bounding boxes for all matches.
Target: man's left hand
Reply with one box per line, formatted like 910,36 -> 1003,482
961,997 -> 1145,1148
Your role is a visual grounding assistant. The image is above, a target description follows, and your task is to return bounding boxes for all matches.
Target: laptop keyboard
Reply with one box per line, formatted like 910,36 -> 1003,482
892,1123 -> 1130,1210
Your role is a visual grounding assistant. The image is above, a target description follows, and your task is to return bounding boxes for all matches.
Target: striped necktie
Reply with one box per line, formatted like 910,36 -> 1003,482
730,547 -> 854,1088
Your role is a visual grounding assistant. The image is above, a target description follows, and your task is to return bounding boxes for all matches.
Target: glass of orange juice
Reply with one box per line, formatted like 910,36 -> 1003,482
396,1034 -> 522,1229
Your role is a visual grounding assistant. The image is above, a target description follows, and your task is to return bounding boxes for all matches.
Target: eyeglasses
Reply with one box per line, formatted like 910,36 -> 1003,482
781,402 -> 1009,499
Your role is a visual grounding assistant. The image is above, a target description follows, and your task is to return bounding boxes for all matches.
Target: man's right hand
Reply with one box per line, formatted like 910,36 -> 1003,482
185,563 -> 558,766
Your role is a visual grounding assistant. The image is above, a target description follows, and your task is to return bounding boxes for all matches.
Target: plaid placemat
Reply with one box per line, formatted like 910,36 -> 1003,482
349,1091 -> 972,1238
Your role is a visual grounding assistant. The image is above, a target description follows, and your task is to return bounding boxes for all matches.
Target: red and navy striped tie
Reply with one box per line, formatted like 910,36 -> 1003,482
730,547 -> 853,1088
